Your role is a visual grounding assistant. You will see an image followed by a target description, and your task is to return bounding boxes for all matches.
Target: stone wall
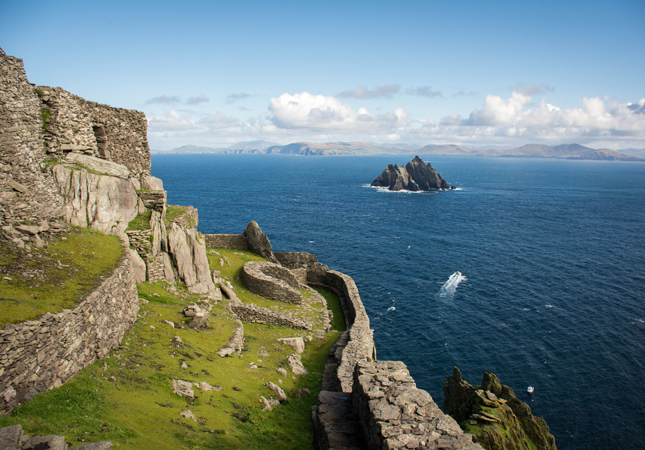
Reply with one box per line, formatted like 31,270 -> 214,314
352,361 -> 483,450
0,255 -> 139,416
36,86 -> 151,178
274,251 -> 318,269
0,48 -> 63,228
241,261 -> 304,305
320,270 -> 376,393
205,234 -> 249,250
229,303 -> 312,330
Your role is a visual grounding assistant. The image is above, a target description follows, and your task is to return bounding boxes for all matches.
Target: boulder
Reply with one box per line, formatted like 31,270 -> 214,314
179,410 -> 197,422
172,379 -> 195,401
277,337 -> 305,354
244,221 -> 278,263
140,175 -> 164,191
127,249 -> 146,284
188,312 -> 209,330
264,382 -> 288,402
0,424 -> 22,450
74,442 -> 112,450
51,165 -> 139,235
287,353 -> 308,375
371,156 -> 453,191
65,152 -> 130,179
23,434 -> 67,450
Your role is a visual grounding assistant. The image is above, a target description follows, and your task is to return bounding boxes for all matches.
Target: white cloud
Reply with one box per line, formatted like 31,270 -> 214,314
337,84 -> 400,99
269,92 -> 410,133
429,92 -> 645,145
147,108 -> 195,131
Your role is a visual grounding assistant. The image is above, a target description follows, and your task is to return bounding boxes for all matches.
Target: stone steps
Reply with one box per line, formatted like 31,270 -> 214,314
314,329 -> 366,450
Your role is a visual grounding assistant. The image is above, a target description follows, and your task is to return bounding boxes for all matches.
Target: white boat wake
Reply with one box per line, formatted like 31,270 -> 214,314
437,271 -> 467,299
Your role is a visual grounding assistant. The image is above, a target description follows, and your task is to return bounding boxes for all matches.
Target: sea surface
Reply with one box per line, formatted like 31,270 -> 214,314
152,154 -> 645,449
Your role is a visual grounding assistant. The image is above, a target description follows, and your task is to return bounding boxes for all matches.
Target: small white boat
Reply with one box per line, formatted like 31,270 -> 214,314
527,386 -> 535,394
387,306 -> 395,312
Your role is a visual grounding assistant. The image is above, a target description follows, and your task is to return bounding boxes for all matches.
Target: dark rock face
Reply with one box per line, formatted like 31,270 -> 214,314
371,156 -> 454,191
443,368 -> 557,450
244,220 -> 278,263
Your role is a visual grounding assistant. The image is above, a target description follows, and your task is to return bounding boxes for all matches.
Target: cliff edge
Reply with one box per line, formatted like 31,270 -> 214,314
371,156 -> 454,191
443,367 -> 556,450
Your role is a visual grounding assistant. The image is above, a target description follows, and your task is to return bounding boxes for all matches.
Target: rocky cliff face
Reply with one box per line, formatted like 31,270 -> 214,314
443,368 -> 557,450
371,156 -> 453,191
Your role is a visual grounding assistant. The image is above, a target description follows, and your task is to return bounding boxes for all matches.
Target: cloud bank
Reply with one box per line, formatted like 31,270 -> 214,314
145,90 -> 645,150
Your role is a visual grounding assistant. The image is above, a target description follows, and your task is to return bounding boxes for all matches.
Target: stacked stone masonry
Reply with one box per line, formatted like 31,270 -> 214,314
229,303 -> 312,330
204,233 -> 249,250
241,261 -> 305,305
0,49 -> 64,228
36,86 -> 151,178
352,361 -> 483,450
0,256 -> 139,416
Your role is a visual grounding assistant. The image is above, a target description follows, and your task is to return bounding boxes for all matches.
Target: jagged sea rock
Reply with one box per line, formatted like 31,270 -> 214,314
371,155 -> 453,191
443,368 -> 557,450
244,220 -> 278,263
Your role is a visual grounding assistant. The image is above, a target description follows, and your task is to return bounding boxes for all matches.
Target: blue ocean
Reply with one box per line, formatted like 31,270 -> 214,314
152,154 -> 645,449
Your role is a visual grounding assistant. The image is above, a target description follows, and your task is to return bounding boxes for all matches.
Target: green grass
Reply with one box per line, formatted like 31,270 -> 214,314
125,211 -> 152,232
0,227 -> 123,326
41,107 -> 51,131
164,205 -> 190,228
0,248 -> 345,449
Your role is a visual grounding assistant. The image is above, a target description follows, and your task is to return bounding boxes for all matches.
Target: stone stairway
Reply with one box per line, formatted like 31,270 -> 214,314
313,330 -> 366,450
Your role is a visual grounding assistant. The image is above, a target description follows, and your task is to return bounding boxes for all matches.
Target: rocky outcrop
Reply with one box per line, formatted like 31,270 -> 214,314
50,164 -> 140,235
443,368 -> 556,450
244,220 -> 278,262
371,156 -> 453,191
167,222 -> 215,294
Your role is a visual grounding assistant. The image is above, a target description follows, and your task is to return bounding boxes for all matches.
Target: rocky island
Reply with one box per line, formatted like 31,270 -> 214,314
371,156 -> 455,191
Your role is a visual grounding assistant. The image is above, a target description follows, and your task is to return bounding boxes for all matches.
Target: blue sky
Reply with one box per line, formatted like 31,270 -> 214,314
2,0 -> 644,150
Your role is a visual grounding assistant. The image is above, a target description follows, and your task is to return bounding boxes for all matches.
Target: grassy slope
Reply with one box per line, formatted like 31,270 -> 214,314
0,248 -> 345,449
0,227 -> 123,326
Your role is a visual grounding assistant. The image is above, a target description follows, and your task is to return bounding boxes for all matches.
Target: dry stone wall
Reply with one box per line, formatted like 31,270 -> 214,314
229,303 -> 312,330
352,361 -> 483,450
204,234 -> 249,250
36,86 -> 150,178
0,255 -> 139,416
241,261 -> 304,305
0,48 -> 64,228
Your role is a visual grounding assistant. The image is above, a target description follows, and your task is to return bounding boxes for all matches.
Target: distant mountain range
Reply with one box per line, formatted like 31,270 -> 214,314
152,141 -> 643,161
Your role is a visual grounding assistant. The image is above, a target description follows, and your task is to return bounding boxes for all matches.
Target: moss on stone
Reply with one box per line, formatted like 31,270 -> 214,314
125,211 -> 151,232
